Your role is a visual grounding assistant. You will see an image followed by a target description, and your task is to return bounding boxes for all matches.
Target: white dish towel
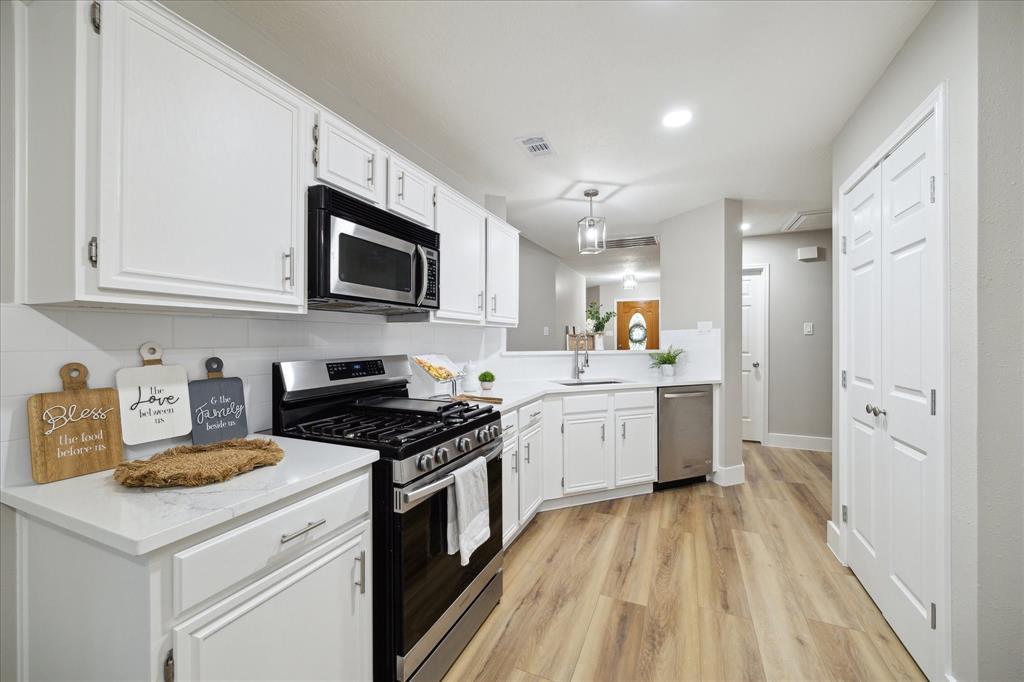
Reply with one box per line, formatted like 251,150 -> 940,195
446,456 -> 490,566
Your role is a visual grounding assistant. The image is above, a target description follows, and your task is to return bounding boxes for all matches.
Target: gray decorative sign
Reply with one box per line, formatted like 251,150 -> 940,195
187,357 -> 248,445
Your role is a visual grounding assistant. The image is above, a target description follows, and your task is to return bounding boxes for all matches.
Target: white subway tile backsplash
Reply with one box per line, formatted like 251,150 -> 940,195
174,315 -> 249,348
0,305 -> 69,351
249,318 -> 309,347
1,439 -> 32,489
0,349 -> 137,397
0,395 -> 29,442
213,348 -> 276,376
64,310 -> 175,351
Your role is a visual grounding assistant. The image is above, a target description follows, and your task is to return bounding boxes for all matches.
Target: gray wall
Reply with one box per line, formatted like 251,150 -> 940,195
977,3 -> 1023,679
659,199 -> 743,470
743,230 -> 832,439
831,2 -> 1024,678
507,237 -> 585,351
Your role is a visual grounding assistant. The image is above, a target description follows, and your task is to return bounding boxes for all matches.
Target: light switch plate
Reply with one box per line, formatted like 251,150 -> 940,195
697,321 -> 713,334
803,322 -> 814,335
543,326 -> 550,336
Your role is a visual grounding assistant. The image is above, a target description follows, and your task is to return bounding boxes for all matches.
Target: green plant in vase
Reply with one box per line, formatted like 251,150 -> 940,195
649,346 -> 685,377
586,302 -> 615,349
478,371 -> 496,390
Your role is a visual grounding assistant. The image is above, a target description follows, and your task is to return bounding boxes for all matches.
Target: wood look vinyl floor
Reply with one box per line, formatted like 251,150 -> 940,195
444,443 -> 925,682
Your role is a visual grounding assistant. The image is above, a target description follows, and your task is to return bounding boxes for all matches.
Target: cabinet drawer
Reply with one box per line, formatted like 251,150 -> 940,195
614,390 -> 656,410
518,400 -> 544,428
173,473 -> 370,614
501,411 -> 519,440
562,393 -> 609,415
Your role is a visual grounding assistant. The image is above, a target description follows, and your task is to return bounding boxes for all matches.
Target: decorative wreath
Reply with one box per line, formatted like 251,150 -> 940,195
628,322 -> 648,344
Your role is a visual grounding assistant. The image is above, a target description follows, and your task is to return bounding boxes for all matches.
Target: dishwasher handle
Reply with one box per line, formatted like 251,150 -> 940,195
662,391 -> 710,399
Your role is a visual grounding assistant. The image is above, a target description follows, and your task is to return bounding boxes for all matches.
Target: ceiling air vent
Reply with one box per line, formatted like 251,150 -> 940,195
516,135 -> 555,157
781,208 -> 832,232
606,235 -> 659,249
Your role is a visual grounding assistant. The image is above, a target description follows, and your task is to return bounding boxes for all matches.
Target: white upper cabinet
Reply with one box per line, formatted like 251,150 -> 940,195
95,1 -> 307,309
387,155 -> 435,228
313,109 -> 384,205
433,187 -> 487,323
485,216 -> 520,325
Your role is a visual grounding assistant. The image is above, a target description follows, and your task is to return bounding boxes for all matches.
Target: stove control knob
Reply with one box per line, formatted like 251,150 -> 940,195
488,425 -> 501,439
456,437 -> 472,453
434,447 -> 449,464
476,428 -> 490,442
416,453 -> 435,470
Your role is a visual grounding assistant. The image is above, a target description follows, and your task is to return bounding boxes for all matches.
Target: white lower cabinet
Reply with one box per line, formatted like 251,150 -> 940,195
173,525 -> 371,682
562,412 -> 612,494
614,411 -> 657,486
518,424 -> 543,522
502,439 -> 521,545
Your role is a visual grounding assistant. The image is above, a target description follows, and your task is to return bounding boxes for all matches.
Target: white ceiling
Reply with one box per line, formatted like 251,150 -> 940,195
218,0 -> 931,277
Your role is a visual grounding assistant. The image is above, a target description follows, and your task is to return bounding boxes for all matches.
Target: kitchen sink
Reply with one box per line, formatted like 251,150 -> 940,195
555,379 -> 626,386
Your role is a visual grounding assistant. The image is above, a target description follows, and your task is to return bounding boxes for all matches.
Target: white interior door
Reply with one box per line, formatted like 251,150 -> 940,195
843,113 -> 943,679
740,267 -> 766,442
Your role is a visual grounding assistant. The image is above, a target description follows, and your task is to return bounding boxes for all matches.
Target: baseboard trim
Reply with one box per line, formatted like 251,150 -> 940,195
538,483 -> 653,512
711,463 -> 745,487
764,432 -> 832,452
826,520 -> 846,565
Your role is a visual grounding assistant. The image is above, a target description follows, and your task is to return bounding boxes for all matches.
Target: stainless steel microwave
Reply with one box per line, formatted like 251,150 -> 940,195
308,185 -> 439,314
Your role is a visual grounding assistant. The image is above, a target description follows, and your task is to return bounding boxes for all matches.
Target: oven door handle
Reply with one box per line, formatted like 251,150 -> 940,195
395,441 -> 502,513
415,245 -> 429,306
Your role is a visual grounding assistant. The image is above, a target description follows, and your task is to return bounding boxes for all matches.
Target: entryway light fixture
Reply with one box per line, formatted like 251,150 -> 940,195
577,189 -> 606,255
622,273 -> 638,290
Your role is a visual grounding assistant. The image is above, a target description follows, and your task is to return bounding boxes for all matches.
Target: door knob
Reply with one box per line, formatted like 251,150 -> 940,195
872,406 -> 887,417
865,403 -> 874,414
752,361 -> 760,368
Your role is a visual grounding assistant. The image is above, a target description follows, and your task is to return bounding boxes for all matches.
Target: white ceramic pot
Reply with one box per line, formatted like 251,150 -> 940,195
594,335 -> 605,351
480,381 -> 494,391
660,364 -> 676,378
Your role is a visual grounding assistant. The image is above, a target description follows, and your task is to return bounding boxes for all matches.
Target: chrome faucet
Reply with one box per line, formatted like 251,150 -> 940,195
573,340 -> 590,380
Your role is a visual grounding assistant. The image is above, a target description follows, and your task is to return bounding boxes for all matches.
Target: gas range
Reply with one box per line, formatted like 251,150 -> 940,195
272,355 -> 504,682
272,356 -> 500,485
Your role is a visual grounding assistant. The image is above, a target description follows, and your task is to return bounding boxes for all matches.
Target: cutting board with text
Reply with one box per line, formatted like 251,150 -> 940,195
116,342 -> 193,445
27,363 -> 124,483
188,357 -> 248,444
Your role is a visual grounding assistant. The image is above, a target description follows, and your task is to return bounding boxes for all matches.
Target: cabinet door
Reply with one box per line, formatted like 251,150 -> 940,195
173,527 -> 371,682
563,413 -> 610,495
97,1 -> 306,308
314,109 -> 384,204
519,425 -> 543,522
485,216 -> 520,325
387,156 -> 434,227
433,187 -> 486,322
615,411 -> 657,486
502,442 -> 520,546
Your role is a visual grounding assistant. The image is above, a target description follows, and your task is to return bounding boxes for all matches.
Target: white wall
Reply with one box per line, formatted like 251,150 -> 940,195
658,199 -> 743,470
743,230 -> 832,440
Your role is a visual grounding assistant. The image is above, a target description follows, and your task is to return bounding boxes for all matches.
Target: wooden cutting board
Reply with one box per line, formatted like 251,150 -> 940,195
27,363 -> 124,483
116,342 -> 193,445
188,357 -> 248,445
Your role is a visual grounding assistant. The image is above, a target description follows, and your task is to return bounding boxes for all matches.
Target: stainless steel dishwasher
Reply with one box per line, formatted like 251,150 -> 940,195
657,385 -> 713,486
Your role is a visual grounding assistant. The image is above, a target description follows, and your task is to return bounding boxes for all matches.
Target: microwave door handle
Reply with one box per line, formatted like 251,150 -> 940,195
415,245 -> 429,306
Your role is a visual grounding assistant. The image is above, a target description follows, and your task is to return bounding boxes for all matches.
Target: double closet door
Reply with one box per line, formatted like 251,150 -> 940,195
843,113 -> 943,679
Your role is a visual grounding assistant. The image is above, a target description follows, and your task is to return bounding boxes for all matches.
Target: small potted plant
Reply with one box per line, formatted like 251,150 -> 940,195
649,346 -> 685,377
585,302 -> 616,350
478,371 -> 496,390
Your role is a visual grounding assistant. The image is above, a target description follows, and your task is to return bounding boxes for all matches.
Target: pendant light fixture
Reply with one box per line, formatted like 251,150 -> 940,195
622,272 -> 638,290
577,188 -> 606,255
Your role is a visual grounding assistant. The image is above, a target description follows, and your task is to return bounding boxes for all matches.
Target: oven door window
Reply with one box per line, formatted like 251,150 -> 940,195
329,216 -> 416,303
398,454 -> 502,656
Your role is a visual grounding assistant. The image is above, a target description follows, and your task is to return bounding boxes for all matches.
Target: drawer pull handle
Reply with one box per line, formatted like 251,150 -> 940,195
280,518 -> 327,544
354,549 -> 366,594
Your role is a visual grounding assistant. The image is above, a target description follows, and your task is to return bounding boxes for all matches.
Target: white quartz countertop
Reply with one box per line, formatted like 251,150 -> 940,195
0,435 -> 377,557
460,374 -> 721,413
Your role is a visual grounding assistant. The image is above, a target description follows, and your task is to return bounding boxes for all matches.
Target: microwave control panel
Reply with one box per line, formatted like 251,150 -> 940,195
425,258 -> 438,303
326,359 -> 386,381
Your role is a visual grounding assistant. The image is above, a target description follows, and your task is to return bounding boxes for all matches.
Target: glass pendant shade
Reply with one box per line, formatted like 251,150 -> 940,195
622,273 -> 638,290
578,216 -> 607,254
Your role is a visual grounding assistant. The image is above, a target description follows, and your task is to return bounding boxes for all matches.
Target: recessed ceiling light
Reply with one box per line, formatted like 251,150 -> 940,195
662,108 -> 693,128
741,222 -> 751,231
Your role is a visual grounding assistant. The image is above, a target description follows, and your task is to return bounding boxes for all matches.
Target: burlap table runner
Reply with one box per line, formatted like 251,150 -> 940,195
113,438 -> 284,488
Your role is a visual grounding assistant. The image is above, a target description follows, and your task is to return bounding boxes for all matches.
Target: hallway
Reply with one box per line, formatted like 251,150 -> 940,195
445,443 -> 924,681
